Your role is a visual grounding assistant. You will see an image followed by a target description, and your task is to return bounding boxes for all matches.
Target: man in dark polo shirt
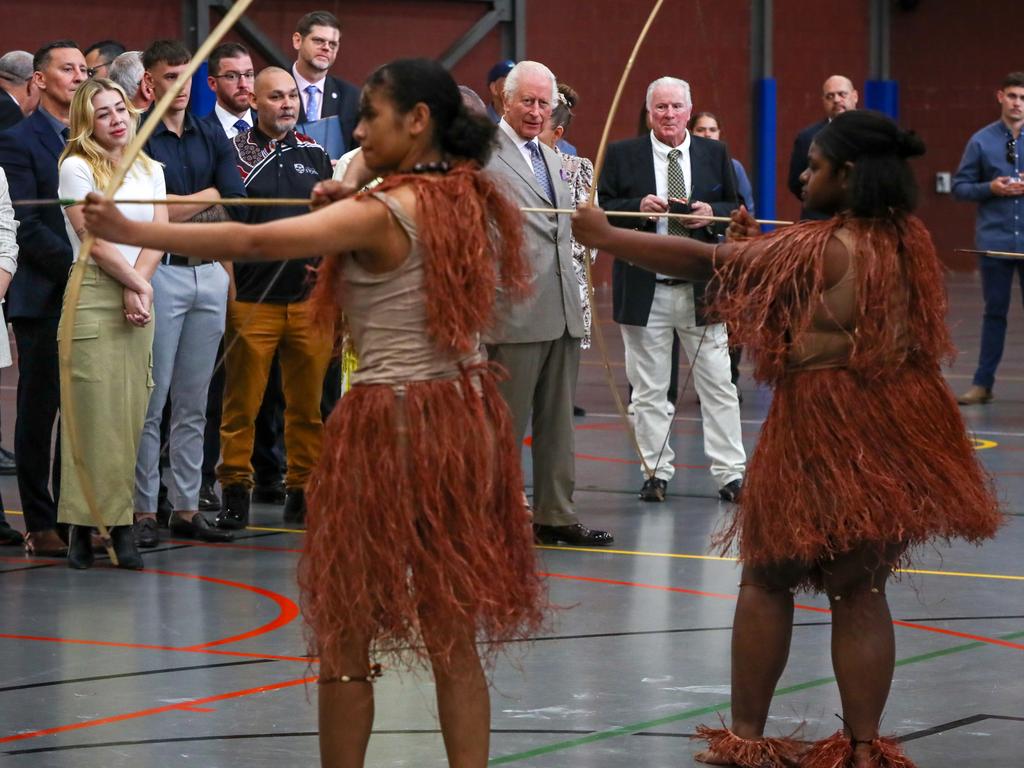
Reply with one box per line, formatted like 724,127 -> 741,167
134,39 -> 242,545
215,67 -> 333,529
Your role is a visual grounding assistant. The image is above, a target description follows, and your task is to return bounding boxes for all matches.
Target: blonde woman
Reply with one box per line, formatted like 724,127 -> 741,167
57,77 -> 166,570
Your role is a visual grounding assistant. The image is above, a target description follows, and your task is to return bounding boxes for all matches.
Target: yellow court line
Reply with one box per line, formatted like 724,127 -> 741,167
537,544 -> 1024,582
6,509 -> 1019,582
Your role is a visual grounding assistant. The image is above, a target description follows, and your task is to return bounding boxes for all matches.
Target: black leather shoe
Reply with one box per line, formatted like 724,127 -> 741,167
67,525 -> 94,570
198,481 -> 221,512
533,523 -> 614,546
0,518 -> 23,546
216,484 -> 250,530
133,517 -> 160,548
0,446 -> 15,475
253,478 -> 286,505
718,478 -> 743,503
283,487 -> 306,524
171,512 -> 234,542
110,525 -> 144,570
639,477 -> 668,502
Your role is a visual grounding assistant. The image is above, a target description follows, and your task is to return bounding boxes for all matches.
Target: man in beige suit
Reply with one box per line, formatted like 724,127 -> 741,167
485,60 -> 613,547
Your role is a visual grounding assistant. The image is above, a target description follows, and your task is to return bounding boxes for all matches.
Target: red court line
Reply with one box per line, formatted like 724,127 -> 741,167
0,675 -> 317,745
541,572 -> 1024,651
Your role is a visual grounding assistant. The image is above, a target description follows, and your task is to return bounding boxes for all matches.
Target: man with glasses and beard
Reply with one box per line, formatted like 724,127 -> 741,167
954,72 -> 1024,405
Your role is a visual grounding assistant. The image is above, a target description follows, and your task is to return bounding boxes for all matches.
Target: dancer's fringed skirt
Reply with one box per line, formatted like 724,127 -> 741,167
716,363 -> 1001,589
300,366 -> 545,675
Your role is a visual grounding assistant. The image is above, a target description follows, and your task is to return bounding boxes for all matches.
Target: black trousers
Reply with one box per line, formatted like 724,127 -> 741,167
12,317 -> 61,532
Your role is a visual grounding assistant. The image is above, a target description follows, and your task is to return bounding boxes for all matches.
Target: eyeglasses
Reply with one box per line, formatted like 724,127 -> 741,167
86,62 -> 111,78
212,71 -> 255,83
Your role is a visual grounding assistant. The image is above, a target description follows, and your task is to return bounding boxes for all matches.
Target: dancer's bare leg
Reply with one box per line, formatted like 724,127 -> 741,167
317,636 -> 374,768
424,622 -> 490,768
695,561 -> 804,764
821,544 -> 900,768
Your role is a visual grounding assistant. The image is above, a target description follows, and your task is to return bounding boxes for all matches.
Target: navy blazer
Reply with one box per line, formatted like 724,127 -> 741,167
787,118 -> 829,220
0,97 -> 23,132
297,74 -> 361,152
0,109 -> 73,319
598,133 -> 739,327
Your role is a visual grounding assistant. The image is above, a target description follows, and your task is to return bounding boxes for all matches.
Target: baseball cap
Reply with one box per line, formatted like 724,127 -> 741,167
487,59 -> 515,85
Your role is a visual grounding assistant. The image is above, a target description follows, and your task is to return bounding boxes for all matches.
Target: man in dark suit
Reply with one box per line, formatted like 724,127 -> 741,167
599,76 -> 745,505
787,74 -> 858,219
0,40 -> 87,555
291,9 -> 360,158
485,61 -> 612,547
0,51 -> 37,131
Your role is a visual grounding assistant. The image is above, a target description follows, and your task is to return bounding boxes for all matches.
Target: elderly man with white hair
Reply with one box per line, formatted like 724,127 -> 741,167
598,75 -> 745,504
484,60 -> 613,547
0,50 -> 37,130
107,51 -> 152,111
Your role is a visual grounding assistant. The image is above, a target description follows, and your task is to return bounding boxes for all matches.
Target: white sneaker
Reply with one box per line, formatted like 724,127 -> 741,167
666,401 -> 675,416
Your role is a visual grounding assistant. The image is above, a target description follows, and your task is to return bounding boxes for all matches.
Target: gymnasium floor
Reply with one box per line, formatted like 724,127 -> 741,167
0,272 -> 1021,767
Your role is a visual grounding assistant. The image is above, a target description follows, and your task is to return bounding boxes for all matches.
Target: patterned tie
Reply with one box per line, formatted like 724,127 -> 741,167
305,85 -> 320,121
233,119 -> 250,136
667,148 -> 688,237
527,141 -> 555,202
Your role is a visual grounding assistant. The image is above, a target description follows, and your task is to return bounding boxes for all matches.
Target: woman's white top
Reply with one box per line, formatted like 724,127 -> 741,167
59,155 -> 166,267
0,168 -> 18,368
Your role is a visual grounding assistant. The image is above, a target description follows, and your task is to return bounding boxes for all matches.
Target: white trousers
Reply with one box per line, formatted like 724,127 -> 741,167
620,283 -> 746,486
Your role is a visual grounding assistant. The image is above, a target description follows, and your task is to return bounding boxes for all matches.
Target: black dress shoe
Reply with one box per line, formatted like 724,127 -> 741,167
0,518 -> 23,546
0,447 -> 15,475
283,487 -> 306,524
216,484 -> 250,530
252,478 -> 286,505
198,481 -> 221,512
172,512 -> 234,542
110,525 -> 144,569
533,523 -> 614,546
718,478 -> 743,503
133,517 -> 160,549
573,404 -> 587,417
67,525 -> 94,570
639,477 -> 668,502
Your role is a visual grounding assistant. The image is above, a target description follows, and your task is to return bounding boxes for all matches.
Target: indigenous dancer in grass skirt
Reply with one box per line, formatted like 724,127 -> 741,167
83,57 -> 544,768
572,109 -> 1001,768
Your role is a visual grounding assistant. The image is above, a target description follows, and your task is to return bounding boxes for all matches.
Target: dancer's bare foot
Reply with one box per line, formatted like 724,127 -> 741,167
694,748 -> 736,765
852,742 -> 872,768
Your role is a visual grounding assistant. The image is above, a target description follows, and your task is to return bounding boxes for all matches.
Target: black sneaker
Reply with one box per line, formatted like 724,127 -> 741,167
639,477 -> 667,502
283,487 -> 306,524
133,517 -> 160,548
216,484 -> 250,530
718,478 -> 743,503
198,481 -> 221,512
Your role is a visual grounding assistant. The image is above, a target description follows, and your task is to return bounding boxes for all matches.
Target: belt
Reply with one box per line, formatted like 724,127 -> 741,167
655,278 -> 688,286
163,254 -> 213,267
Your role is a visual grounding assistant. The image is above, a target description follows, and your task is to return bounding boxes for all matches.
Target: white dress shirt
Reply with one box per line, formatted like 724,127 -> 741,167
292,64 -> 324,122
213,102 -> 251,138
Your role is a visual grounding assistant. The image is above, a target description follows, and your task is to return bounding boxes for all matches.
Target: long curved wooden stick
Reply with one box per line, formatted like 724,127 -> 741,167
58,0 -> 257,565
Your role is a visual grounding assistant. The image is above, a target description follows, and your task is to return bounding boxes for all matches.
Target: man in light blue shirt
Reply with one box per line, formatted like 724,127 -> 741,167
953,71 -> 1024,404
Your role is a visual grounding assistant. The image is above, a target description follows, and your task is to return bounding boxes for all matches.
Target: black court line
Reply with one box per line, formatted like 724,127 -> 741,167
0,561 -> 59,574
4,729 -> 701,755
0,658 -> 276,694
898,713 -> 1024,743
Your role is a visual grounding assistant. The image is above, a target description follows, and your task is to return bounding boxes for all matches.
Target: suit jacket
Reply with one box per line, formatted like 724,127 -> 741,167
599,133 -> 738,327
200,106 -> 257,136
483,128 -> 584,344
0,97 -> 23,132
0,109 -> 73,319
297,74 -> 361,153
787,118 -> 829,220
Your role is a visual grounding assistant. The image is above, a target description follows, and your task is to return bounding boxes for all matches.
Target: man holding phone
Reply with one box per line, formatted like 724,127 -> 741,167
953,71 -> 1024,405
599,76 -> 745,504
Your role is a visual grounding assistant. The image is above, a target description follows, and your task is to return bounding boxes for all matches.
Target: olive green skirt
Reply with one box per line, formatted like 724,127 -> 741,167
57,264 -> 155,527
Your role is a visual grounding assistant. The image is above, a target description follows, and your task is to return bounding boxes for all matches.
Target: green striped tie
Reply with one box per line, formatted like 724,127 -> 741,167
667,148 -> 688,237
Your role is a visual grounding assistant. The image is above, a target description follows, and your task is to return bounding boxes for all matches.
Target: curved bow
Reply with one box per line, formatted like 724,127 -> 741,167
59,0 -> 256,564
581,0 -> 666,477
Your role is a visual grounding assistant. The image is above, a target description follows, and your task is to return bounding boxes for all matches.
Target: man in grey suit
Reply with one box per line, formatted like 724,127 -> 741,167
485,60 -> 612,547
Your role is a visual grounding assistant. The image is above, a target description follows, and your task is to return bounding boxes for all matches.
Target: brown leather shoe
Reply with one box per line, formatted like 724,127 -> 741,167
957,385 -> 993,405
23,528 -> 68,557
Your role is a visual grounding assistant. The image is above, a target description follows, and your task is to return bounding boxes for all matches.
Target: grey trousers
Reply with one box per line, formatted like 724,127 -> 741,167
487,331 -> 580,527
135,262 -> 228,512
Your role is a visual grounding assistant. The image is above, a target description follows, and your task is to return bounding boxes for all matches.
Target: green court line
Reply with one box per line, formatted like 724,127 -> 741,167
488,629 -> 1024,764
